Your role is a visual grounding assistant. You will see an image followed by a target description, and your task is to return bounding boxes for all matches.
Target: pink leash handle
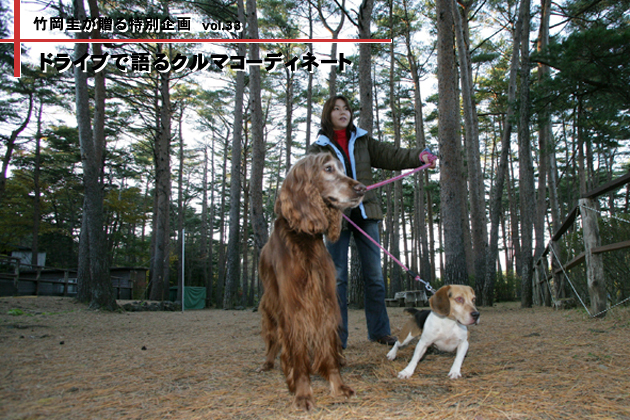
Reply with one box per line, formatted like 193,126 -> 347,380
365,149 -> 437,192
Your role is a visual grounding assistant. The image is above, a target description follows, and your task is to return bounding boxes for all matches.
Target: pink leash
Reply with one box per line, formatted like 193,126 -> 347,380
341,148 -> 438,294
341,213 -> 435,294
365,149 -> 438,191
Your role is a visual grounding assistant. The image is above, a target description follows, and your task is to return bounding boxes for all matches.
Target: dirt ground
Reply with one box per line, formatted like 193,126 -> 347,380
1,296 -> 629,420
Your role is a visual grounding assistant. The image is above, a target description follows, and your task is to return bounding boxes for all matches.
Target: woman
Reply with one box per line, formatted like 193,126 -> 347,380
307,95 -> 436,348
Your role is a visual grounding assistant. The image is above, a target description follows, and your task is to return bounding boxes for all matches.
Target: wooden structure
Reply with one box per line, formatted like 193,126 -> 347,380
534,171 -> 630,317
386,290 -> 428,307
110,267 -> 148,299
0,258 -> 147,299
0,256 -> 20,296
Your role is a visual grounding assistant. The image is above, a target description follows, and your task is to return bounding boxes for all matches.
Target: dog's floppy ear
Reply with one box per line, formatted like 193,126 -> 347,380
323,205 -> 342,242
275,158 -> 328,235
429,285 -> 451,317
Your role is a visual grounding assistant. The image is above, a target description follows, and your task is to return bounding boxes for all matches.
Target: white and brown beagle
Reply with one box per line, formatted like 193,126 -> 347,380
387,285 -> 480,380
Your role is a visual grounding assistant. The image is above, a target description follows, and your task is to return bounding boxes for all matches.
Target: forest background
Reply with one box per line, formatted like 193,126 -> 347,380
0,0 -> 628,312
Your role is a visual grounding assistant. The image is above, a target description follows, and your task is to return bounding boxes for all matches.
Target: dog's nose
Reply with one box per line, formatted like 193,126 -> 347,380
354,183 -> 367,196
471,311 -> 480,321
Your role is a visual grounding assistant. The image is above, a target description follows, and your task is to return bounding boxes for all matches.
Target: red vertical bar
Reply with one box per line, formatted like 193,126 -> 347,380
13,0 -> 21,77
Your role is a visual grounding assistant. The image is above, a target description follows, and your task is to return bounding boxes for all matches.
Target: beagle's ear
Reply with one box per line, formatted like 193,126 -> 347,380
430,285 -> 451,317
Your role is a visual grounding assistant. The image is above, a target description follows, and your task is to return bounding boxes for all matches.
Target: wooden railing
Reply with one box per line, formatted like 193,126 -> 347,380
534,171 -> 630,317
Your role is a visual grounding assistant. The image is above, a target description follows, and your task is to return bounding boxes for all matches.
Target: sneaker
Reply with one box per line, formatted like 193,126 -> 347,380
375,335 -> 397,346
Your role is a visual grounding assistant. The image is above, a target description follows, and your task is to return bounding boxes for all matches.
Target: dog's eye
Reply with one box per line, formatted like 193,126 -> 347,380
325,165 -> 334,173
455,297 -> 464,304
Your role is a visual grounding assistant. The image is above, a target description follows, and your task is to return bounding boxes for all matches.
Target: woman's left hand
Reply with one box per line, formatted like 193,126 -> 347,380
419,149 -> 437,169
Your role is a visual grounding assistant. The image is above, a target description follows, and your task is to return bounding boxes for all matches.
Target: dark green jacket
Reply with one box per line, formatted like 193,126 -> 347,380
307,127 -> 423,220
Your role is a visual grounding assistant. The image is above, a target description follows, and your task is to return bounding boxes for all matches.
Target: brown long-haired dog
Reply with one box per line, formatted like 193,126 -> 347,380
257,153 -> 366,410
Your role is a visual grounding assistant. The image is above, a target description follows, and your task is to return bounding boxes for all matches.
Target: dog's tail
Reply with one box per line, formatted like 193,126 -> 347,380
404,307 -> 431,329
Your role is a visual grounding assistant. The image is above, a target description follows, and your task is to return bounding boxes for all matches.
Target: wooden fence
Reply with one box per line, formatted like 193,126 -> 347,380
533,171 -> 630,317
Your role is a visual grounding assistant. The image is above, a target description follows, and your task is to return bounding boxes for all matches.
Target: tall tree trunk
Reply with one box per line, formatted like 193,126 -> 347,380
349,237 -> 364,308
534,0 -> 551,305
484,0 -> 523,306
284,67 -> 294,172
32,103 -> 42,269
317,0 -> 345,96
0,93 -> 33,207
426,172 -> 436,283
401,203 -> 410,282
305,7 -> 314,148
328,42 -> 338,96
436,0 -> 468,284
518,0 -> 534,308
247,0 -> 268,257
176,111 -> 185,304
388,1 -> 402,294
216,134 -> 230,306
241,159 -> 250,308
508,156 -> 522,277
548,146 -> 564,300
249,250 -> 258,306
74,0 -> 117,310
358,0 -> 375,131
454,0 -> 488,300
438,218 -> 445,278
224,0 -> 247,309
149,44 -> 173,302
402,0 -> 431,282
200,146 -> 210,306
383,182 -> 393,293
208,139 -> 218,306
577,98 -> 587,196
501,212 -> 511,275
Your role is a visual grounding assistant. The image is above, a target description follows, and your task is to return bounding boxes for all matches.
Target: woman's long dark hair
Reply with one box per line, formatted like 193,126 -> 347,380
320,95 -> 356,143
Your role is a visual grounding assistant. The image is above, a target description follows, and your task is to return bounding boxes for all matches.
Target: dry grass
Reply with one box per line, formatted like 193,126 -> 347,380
1,296 -> 629,419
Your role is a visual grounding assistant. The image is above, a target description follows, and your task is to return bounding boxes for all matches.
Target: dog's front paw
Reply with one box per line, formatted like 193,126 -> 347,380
256,362 -> 274,373
386,349 -> 397,361
448,370 -> 462,379
294,395 -> 315,411
397,369 -> 413,379
338,384 -> 355,399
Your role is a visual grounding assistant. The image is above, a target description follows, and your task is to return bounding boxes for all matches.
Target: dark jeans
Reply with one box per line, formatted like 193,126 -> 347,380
327,217 -> 391,348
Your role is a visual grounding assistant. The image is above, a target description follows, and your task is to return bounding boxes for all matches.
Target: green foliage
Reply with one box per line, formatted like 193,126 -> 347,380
258,0 -> 300,39
0,124 -> 83,264
535,24 -> 630,108
532,18 -> 630,183
600,214 -> 630,304
494,271 -> 520,302
7,308 -> 24,316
